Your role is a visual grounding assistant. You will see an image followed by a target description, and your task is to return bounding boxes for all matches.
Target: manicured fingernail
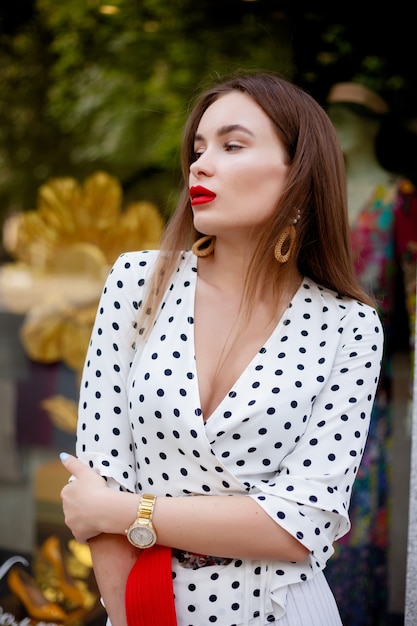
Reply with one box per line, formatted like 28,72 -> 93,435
60,452 -> 70,462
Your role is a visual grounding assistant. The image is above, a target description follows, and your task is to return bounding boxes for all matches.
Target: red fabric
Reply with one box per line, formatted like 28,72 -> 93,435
125,545 -> 177,626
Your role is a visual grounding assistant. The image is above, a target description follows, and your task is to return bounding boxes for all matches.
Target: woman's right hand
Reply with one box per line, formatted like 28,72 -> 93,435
60,453 -> 109,543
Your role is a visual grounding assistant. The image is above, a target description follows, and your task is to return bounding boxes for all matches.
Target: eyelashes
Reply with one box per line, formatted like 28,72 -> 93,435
191,142 -> 243,162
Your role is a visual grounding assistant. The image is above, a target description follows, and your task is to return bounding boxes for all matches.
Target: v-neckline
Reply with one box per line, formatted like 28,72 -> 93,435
189,255 -> 305,423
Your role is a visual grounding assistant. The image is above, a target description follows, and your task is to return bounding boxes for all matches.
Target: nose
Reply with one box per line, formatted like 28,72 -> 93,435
189,150 -> 214,178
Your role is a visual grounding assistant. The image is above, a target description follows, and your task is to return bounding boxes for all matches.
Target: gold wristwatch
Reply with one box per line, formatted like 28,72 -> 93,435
125,494 -> 157,548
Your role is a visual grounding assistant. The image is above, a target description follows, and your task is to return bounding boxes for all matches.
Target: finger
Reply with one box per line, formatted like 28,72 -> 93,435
59,452 -> 90,478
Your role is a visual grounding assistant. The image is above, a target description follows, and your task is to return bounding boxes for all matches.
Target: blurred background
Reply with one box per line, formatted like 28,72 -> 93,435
0,1 -> 415,625
0,0 -> 416,230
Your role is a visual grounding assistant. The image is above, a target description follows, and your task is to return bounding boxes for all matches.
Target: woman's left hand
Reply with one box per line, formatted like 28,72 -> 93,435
60,453 -> 108,543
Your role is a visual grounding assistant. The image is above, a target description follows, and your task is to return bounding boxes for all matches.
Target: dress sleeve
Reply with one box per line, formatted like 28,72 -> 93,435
250,303 -> 384,570
76,250 -> 157,493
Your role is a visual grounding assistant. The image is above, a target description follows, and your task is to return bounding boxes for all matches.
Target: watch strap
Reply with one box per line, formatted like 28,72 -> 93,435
138,494 -> 156,523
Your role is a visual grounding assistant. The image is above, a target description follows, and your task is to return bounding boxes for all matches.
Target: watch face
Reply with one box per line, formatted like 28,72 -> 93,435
128,524 -> 156,548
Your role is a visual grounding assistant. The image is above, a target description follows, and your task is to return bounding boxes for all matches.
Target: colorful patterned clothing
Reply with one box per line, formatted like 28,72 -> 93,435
325,177 -> 409,626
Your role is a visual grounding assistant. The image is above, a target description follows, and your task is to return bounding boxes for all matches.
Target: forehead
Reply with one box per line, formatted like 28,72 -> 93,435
196,91 -> 274,134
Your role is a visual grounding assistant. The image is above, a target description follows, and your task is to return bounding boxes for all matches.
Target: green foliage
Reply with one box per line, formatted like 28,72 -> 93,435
0,0 -> 292,228
2,0 -> 413,234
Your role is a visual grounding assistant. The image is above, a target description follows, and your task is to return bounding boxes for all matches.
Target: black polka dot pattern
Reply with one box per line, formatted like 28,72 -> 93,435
76,250 -> 383,625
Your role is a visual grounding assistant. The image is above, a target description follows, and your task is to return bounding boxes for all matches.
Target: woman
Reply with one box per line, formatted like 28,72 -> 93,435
60,72 -> 383,626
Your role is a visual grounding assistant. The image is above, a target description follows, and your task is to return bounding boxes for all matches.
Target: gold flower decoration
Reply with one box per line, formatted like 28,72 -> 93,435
1,171 -> 164,432
6,170 -> 164,272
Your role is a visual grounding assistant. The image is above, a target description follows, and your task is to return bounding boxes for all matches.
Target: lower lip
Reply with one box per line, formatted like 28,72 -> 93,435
191,196 -> 216,206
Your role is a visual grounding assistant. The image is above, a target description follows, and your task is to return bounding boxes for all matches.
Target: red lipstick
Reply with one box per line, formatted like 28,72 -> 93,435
190,185 -> 216,206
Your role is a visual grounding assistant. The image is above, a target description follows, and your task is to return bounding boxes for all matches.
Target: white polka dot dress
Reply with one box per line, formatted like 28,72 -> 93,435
77,250 -> 383,625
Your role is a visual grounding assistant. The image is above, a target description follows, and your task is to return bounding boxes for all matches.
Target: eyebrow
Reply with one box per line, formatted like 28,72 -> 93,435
194,124 -> 254,142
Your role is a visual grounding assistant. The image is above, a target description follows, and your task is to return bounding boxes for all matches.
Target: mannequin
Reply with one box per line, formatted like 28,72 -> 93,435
327,82 -> 393,220
326,82 -> 401,626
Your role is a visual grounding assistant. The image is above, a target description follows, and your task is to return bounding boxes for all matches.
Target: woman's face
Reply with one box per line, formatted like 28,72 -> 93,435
189,91 -> 290,243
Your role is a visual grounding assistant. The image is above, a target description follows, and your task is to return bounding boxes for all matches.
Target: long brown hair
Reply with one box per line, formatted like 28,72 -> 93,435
138,70 -> 374,336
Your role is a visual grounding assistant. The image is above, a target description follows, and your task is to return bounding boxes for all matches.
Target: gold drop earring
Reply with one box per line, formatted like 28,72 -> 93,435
191,235 -> 216,257
274,210 -> 301,263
